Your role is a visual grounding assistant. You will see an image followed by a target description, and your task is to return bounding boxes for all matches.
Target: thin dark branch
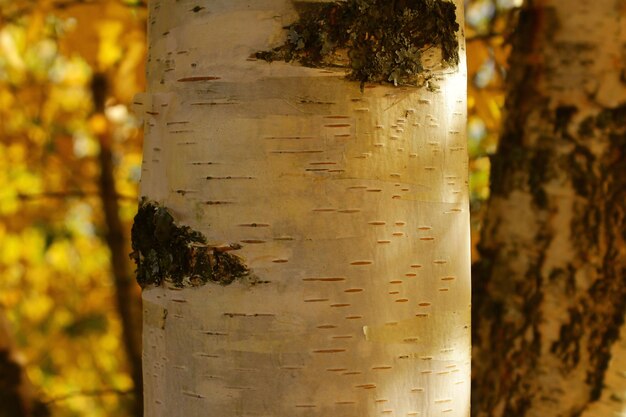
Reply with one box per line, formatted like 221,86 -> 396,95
92,72 -> 143,417
16,191 -> 136,201
53,0 -> 147,10
44,388 -> 133,405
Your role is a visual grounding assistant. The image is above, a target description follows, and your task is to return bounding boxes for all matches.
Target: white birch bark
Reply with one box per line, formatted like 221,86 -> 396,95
472,1 -> 626,416
136,1 -> 469,416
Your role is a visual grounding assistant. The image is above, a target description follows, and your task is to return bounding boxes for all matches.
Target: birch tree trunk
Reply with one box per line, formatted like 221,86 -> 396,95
135,1 -> 469,416
473,1 -> 626,416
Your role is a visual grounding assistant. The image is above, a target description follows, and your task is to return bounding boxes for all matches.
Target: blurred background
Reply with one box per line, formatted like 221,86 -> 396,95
0,0 -> 519,416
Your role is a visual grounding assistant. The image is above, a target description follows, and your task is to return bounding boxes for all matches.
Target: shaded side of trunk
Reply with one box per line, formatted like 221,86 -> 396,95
472,1 -> 626,416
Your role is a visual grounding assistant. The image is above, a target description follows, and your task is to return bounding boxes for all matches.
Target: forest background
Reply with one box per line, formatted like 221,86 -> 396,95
0,1 -> 519,416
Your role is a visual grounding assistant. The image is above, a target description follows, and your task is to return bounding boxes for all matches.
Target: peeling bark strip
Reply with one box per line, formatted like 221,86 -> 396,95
255,0 -> 459,85
130,199 -> 251,287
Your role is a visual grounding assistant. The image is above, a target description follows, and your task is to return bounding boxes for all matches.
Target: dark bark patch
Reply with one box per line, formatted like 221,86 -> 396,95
596,104 -> 626,129
566,102 -> 626,403
550,306 -> 583,369
130,199 -> 252,288
255,0 -> 459,86
528,146 -> 555,209
586,276 -> 626,401
578,116 -> 595,138
553,105 -> 577,135
487,132 -> 524,197
568,145 -> 595,198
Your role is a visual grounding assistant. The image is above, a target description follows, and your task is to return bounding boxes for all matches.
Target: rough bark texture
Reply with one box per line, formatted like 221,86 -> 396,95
137,1 -> 469,416
472,1 -> 626,416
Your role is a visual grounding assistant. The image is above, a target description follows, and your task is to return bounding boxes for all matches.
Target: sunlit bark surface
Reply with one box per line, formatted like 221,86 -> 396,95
137,1 -> 469,416
473,1 -> 626,416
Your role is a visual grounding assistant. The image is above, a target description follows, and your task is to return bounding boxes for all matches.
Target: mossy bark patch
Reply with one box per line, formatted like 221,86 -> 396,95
130,199 -> 251,288
256,0 -> 459,86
